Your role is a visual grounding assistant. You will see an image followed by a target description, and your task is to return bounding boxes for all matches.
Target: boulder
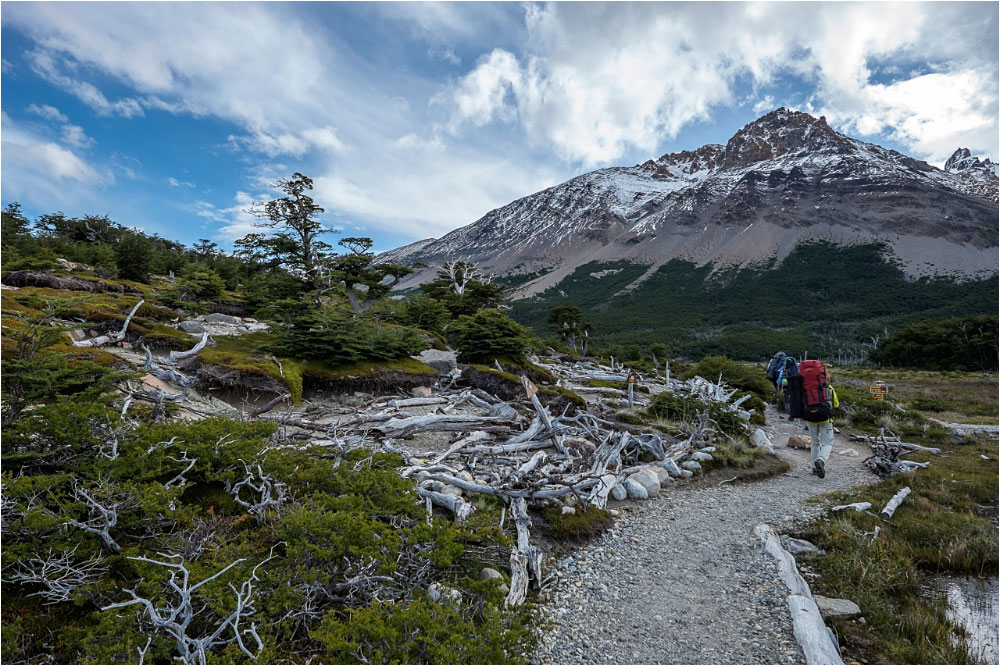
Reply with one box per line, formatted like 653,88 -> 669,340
787,434 -> 811,449
659,458 -> 683,478
610,483 -> 627,501
428,583 -> 462,605
691,451 -> 714,463
456,471 -> 475,484
236,326 -> 249,334
751,428 -> 775,453
441,485 -> 463,498
623,478 -> 648,500
204,313 -> 241,324
698,446 -> 717,453
837,449 -> 860,457
627,469 -> 661,497
782,536 -> 822,555
814,595 -> 862,620
247,323 -> 269,333
560,506 -> 576,515
413,349 -> 459,375
642,465 -> 671,485
679,469 -> 694,479
681,460 -> 702,472
488,402 -> 519,421
178,320 -> 206,334
479,567 -> 504,582
410,386 -> 433,397
478,568 -> 509,594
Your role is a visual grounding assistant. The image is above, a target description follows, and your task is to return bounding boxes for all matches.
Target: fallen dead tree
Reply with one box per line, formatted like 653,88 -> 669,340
861,429 -> 934,478
72,300 -> 144,348
258,359 -> 749,607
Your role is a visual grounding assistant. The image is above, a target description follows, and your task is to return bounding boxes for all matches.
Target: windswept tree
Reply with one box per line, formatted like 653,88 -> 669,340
548,303 -> 592,355
419,260 -> 506,317
235,173 -> 336,289
331,237 -> 413,313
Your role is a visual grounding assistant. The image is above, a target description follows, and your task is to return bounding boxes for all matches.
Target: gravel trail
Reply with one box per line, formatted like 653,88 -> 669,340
532,407 -> 876,665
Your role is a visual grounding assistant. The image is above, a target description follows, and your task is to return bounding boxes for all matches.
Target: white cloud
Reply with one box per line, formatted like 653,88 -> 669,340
1,112 -> 110,211
25,102 -> 96,148
26,103 -> 68,123
168,177 -> 196,188
4,1 -> 995,247
444,3 -> 998,166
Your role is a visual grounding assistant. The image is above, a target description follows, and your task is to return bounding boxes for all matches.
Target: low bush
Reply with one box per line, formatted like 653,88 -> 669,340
540,505 -> 614,541
450,310 -> 531,363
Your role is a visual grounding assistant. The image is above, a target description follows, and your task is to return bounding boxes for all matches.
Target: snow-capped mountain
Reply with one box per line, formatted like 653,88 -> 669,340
383,109 -> 998,295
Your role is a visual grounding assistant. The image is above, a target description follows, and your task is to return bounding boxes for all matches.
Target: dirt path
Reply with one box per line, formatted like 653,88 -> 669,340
532,406 -> 876,664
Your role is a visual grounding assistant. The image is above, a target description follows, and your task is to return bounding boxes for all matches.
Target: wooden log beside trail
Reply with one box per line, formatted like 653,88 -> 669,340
880,487 -> 911,520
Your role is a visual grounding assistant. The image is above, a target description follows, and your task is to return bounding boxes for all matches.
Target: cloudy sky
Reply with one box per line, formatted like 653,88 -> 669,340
2,2 -> 997,252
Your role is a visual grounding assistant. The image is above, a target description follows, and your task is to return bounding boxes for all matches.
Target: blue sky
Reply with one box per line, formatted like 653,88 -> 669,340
2,2 -> 997,253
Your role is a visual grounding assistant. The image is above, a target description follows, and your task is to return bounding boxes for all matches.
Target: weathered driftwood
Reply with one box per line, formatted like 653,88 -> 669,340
756,523 -> 843,665
830,502 -> 872,512
168,331 -> 208,363
72,299 -> 144,348
416,487 -> 473,523
505,497 -> 541,607
386,396 -> 449,408
376,414 -> 515,438
880,487 -> 911,520
787,594 -> 845,666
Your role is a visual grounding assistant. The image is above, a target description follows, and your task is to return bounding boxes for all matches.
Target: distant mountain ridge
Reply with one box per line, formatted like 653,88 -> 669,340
382,109 -> 998,296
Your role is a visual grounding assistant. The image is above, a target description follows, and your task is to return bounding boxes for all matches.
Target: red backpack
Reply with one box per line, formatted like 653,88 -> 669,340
797,360 -> 833,423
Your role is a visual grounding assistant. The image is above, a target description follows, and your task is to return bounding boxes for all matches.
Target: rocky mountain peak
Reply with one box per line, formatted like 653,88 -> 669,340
722,107 -> 850,168
944,147 -> 996,174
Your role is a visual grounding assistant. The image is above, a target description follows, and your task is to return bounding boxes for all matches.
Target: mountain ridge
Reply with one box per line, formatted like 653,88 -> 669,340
381,108 -> 998,296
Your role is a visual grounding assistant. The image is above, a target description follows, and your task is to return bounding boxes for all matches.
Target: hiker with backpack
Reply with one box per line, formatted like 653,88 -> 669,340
765,352 -> 787,403
784,359 -> 839,479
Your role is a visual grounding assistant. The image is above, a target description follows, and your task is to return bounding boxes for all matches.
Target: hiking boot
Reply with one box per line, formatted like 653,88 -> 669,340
813,459 -> 826,479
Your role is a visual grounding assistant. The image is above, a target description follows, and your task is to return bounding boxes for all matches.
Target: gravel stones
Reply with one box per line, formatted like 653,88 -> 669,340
530,403 -> 874,665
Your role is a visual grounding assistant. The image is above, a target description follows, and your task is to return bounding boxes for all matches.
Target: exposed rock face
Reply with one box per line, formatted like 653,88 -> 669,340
381,109 -> 998,291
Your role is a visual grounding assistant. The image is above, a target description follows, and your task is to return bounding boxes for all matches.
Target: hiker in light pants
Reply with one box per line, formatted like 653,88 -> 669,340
807,386 -> 838,478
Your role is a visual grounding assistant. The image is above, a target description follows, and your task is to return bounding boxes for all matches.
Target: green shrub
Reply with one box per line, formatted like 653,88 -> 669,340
265,304 -> 428,364
450,310 -> 530,363
179,267 -> 225,300
690,355 -> 773,401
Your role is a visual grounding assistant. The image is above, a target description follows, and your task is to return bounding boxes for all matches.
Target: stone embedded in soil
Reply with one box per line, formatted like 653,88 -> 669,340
787,434 -> 810,449
204,313 -> 241,324
814,595 -> 862,619
179,320 -> 205,334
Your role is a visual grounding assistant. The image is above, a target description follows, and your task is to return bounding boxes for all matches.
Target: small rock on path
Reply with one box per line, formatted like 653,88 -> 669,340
531,406 -> 873,664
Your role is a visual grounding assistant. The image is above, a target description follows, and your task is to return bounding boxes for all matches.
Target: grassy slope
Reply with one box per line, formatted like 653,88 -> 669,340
510,242 -> 998,360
